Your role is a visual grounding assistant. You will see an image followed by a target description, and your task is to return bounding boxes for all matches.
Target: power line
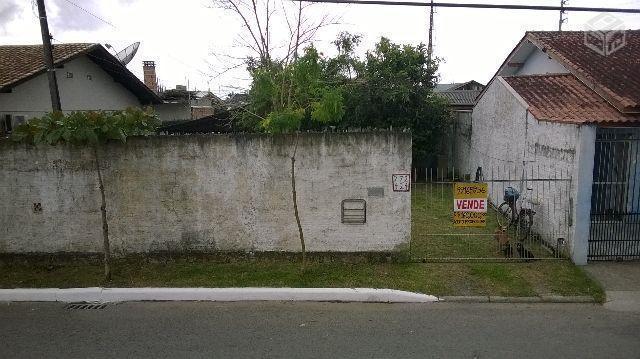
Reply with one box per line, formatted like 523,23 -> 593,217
60,0 -> 117,28
294,0 -> 640,13
52,0 -> 213,85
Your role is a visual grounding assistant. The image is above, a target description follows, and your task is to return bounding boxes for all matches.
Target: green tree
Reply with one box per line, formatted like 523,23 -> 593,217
12,108 -> 159,280
336,37 -> 452,163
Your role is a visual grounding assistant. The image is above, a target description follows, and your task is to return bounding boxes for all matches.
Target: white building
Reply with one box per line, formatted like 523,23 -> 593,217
0,43 -> 161,133
461,30 -> 640,264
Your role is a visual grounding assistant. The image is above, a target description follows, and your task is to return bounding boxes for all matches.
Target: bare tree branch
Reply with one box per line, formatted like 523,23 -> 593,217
212,0 -> 266,62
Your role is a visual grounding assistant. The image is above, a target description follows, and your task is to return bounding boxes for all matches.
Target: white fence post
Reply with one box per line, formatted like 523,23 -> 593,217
571,125 -> 597,265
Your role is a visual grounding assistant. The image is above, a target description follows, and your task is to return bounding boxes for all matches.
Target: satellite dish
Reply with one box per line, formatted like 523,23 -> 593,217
115,42 -> 140,65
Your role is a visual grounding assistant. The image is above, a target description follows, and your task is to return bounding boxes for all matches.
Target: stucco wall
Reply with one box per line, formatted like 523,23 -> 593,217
516,47 -> 569,76
154,102 -> 191,122
0,132 -> 412,255
450,110 -> 472,176
0,56 -> 141,121
467,77 -> 585,260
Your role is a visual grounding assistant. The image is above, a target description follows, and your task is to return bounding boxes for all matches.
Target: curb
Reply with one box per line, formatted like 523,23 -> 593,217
440,295 -> 596,303
0,288 -> 438,304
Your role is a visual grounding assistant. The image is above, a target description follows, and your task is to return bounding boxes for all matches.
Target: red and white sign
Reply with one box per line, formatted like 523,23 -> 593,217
453,198 -> 487,213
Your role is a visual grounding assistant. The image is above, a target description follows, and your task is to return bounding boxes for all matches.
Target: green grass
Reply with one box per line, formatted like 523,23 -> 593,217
0,182 -> 604,301
0,256 -> 604,301
411,183 -> 561,260
411,183 -> 501,259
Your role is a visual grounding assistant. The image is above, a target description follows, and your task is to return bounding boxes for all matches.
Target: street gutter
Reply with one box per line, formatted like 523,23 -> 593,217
0,288 -> 598,303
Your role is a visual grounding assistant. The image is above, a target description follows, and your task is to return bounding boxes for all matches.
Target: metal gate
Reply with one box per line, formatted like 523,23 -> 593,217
411,163 -> 572,261
589,127 -> 640,260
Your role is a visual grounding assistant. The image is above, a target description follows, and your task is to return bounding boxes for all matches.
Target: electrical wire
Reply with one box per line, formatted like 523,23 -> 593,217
52,0 -> 213,84
59,0 -> 117,28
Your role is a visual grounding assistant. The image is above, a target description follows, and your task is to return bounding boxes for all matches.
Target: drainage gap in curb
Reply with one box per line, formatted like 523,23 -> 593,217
64,303 -> 107,310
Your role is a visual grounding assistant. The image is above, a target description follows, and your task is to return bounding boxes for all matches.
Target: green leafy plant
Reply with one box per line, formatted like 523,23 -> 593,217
238,34 -> 452,165
12,108 -> 159,280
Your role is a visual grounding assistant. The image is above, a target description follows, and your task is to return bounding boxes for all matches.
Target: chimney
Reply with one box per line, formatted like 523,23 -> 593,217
143,60 -> 158,93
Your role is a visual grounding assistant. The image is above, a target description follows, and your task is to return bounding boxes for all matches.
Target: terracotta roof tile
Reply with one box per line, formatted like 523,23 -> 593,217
503,74 -> 640,124
0,43 -> 96,89
527,30 -> 640,113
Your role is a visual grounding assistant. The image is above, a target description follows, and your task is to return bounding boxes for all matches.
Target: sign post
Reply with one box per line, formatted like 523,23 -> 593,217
453,182 -> 488,227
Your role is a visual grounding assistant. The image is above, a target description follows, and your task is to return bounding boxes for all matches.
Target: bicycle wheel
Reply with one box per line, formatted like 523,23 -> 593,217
518,210 -> 534,236
496,202 -> 513,229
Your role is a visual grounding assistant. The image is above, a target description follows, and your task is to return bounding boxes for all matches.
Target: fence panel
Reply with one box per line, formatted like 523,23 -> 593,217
589,128 -> 640,260
411,163 -> 572,261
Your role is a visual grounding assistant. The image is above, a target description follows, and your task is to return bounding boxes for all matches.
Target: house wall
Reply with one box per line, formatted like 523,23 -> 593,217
0,56 -> 141,122
515,47 -> 569,76
154,102 -> 191,122
466,77 -> 588,263
450,110 -> 472,177
0,132 -> 412,255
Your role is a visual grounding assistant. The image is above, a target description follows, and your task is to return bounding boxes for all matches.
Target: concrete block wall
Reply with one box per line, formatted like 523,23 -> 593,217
0,132 -> 412,255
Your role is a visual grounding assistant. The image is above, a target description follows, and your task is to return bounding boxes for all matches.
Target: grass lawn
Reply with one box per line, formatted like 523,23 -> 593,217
0,182 -> 604,301
411,183 -> 563,260
0,256 -> 603,301
411,183 -> 500,259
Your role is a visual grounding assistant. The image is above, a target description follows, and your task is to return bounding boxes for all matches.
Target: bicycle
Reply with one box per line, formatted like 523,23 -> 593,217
496,186 -> 536,233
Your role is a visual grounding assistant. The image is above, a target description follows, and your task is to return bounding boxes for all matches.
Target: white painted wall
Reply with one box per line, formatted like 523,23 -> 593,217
516,47 -> 569,76
153,102 -> 191,122
0,133 -> 412,255
0,56 -> 142,121
466,77 -> 590,263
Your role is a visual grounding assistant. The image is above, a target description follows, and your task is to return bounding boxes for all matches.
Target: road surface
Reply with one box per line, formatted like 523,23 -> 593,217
1,302 -> 639,358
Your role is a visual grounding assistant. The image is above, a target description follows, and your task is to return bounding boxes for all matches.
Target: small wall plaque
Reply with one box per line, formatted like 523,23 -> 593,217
392,174 -> 411,192
367,187 -> 384,197
341,199 -> 366,224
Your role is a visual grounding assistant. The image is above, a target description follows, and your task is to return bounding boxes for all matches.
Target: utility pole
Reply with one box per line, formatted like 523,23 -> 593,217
427,0 -> 434,64
36,0 -> 61,112
559,0 -> 568,31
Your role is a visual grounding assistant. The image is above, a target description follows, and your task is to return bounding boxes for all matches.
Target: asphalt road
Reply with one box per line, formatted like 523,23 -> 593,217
1,302 -> 639,358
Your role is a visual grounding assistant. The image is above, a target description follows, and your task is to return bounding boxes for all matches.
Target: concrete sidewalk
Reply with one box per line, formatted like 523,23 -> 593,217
0,287 -> 438,304
584,262 -> 640,312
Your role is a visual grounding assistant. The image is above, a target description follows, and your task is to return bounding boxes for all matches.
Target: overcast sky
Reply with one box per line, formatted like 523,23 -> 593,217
1,0 -> 639,97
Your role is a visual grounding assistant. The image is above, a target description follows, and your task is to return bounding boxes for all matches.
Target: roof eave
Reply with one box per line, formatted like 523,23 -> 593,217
85,46 -> 162,105
0,44 -> 162,105
474,34 -> 531,106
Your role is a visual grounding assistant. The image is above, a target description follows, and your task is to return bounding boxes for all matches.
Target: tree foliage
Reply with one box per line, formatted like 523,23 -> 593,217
238,34 -> 452,161
12,108 -> 159,145
239,47 -> 344,134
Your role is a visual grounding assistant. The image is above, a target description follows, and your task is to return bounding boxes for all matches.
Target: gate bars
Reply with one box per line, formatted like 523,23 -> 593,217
411,162 -> 572,261
589,128 -> 640,260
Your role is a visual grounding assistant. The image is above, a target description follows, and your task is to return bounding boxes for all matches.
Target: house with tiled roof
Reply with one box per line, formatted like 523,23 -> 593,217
462,30 -> 640,264
0,43 -> 161,134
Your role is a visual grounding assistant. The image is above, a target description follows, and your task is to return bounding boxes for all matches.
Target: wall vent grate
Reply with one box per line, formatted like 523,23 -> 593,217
64,303 -> 107,310
341,199 -> 366,224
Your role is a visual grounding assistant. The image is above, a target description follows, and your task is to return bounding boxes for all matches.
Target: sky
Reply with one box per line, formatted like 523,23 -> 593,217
1,0 -> 639,97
